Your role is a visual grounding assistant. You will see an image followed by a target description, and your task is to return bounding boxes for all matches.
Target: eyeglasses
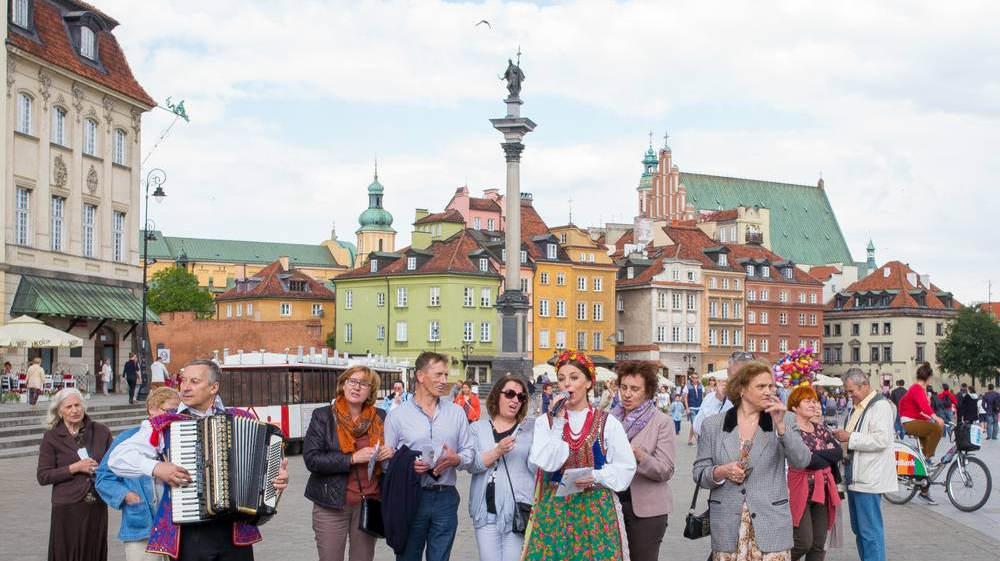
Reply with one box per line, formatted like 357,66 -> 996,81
345,378 -> 372,390
500,389 -> 527,402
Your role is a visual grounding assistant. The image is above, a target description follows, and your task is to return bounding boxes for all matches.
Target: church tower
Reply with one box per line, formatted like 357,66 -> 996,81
354,164 -> 396,268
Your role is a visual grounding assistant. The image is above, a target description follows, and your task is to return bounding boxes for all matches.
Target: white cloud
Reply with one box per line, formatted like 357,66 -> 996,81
100,0 -> 1000,303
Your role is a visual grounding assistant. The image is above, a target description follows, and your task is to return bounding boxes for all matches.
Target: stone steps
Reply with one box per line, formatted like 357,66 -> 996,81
0,402 -> 149,459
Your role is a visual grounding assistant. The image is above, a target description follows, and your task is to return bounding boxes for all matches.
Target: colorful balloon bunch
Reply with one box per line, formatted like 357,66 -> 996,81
773,347 -> 821,387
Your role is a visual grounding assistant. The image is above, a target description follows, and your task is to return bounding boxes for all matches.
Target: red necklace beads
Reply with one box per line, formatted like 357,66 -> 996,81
563,406 -> 595,450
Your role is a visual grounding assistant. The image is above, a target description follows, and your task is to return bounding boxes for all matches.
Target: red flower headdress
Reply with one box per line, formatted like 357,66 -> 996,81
555,349 -> 596,381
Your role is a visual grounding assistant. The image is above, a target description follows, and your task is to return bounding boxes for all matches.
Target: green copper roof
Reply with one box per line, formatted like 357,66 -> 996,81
367,177 -> 384,194
11,275 -> 160,323
358,207 -> 395,231
643,147 -> 657,167
638,171 -> 653,190
141,231 -> 352,267
680,172 -> 853,266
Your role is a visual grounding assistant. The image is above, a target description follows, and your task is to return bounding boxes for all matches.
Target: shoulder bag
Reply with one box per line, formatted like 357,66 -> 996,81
355,467 -> 384,538
683,478 -> 710,540
500,455 -> 532,534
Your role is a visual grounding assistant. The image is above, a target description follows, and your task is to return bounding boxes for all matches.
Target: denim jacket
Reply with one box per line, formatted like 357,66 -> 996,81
96,427 -> 158,542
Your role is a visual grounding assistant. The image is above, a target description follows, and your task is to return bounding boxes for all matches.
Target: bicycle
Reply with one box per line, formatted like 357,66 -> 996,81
884,421 -> 992,512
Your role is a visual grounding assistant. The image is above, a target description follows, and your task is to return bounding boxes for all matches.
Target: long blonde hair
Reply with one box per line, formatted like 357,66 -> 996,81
45,387 -> 85,429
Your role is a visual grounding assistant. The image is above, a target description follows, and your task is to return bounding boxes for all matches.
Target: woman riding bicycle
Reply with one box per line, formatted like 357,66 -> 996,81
898,362 -> 945,504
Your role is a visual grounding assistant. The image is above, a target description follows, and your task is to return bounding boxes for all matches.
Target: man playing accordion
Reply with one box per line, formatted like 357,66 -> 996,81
109,359 -> 289,560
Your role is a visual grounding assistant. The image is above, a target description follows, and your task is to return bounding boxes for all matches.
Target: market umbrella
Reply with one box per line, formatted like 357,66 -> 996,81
657,375 -> 675,388
595,366 -> 617,382
0,315 -> 83,348
708,369 -> 728,380
815,374 -> 843,387
532,363 -> 556,377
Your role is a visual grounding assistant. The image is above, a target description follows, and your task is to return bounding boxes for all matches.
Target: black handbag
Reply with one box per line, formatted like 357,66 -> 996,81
355,468 -> 385,538
682,478 -> 710,540
500,455 -> 532,534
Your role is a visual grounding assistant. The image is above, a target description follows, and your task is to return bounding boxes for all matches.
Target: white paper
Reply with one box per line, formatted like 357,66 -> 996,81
367,443 -> 380,480
420,443 -> 445,466
77,447 -> 90,460
555,467 -> 593,497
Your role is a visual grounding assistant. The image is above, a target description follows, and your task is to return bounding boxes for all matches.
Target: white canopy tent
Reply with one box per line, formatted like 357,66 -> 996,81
595,366 -> 617,382
532,363 -> 556,378
0,315 -> 83,348
815,374 -> 844,387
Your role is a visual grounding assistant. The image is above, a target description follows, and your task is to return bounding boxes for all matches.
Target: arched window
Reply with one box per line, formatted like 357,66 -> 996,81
83,118 -> 98,155
80,26 -> 97,60
113,129 -> 127,165
16,92 -> 33,135
52,106 -> 67,146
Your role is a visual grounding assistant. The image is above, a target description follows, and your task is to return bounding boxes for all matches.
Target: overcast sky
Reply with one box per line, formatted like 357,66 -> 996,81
103,0 -> 1000,304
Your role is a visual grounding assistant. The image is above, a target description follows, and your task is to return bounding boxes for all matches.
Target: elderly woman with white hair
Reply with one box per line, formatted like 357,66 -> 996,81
37,387 -> 113,561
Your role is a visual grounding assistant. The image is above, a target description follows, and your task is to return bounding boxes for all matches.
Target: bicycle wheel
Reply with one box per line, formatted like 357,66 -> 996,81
884,476 -> 919,505
946,456 -> 993,512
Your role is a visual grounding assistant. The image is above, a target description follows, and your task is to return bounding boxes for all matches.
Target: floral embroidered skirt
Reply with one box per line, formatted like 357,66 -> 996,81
522,482 -> 629,561
713,503 -> 791,561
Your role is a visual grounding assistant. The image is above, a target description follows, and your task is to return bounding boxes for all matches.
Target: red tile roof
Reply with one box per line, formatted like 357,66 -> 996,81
7,0 -> 154,107
725,244 -> 823,285
335,229 -> 502,280
832,261 -> 958,310
414,208 -> 465,225
663,225 -> 742,272
217,260 -> 335,301
469,198 -> 502,212
699,209 -> 738,222
807,265 -> 840,282
980,302 -> 1000,320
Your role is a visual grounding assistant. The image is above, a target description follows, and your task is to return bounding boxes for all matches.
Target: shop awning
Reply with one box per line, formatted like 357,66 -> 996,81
10,275 -> 160,324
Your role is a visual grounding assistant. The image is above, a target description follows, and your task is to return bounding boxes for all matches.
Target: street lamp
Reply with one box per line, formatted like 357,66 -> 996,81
461,341 -> 475,376
137,168 -> 166,401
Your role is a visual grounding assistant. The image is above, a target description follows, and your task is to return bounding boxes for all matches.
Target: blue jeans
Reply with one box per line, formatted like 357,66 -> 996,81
397,486 -> 460,561
941,409 -> 953,437
987,413 -> 998,440
894,414 -> 905,439
847,491 -> 886,561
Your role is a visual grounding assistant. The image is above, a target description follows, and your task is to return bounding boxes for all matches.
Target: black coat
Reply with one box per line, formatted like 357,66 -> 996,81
381,446 -> 423,555
957,394 -> 980,424
303,405 -> 386,510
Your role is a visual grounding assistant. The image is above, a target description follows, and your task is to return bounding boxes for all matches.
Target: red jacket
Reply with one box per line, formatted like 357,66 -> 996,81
898,384 -> 934,421
938,390 -> 957,409
454,393 -> 480,422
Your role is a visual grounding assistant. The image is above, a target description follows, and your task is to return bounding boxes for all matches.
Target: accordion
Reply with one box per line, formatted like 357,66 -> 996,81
168,414 -> 284,526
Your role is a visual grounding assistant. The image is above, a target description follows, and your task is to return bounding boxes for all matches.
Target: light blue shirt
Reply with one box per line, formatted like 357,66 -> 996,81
384,396 -> 475,487
465,419 -> 536,533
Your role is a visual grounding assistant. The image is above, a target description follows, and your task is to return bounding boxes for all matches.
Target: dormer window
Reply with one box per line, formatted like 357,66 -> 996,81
288,280 -> 307,292
718,253 -> 728,267
746,264 -> 755,276
547,244 -> 557,259
520,250 -> 527,264
761,266 -> 770,278
12,0 -> 30,29
782,267 -> 793,279
370,259 -> 378,273
626,267 -> 635,279
80,26 -> 97,60
407,257 -> 416,271
479,258 -> 488,272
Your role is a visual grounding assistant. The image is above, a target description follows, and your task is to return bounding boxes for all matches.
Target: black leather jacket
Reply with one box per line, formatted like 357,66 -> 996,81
303,404 -> 386,510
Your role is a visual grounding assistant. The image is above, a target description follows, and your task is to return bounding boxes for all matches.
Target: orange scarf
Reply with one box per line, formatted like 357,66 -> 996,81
333,397 -> 383,455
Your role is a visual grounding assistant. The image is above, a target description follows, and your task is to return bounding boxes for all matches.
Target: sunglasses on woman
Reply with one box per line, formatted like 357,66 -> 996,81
500,389 -> 527,402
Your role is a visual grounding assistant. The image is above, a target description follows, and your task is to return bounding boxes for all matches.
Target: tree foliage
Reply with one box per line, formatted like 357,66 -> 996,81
937,306 -> 1000,384
147,266 -> 214,316
325,329 -> 336,350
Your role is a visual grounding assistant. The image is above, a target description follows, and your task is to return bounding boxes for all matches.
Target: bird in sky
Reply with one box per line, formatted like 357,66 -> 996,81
475,20 -> 491,29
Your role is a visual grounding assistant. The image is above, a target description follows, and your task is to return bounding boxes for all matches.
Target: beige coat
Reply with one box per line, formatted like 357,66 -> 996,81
626,408 -> 676,517
26,364 -> 45,389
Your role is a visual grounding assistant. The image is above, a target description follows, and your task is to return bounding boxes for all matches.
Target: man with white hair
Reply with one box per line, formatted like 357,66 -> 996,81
692,351 -> 753,435
833,368 -> 895,561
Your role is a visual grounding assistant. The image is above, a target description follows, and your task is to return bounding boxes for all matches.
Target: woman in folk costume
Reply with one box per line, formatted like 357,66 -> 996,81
522,350 -> 636,561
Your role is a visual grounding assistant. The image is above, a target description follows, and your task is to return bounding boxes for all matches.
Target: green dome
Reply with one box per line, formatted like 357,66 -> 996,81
368,177 -> 384,195
359,207 -> 393,229
642,147 -> 657,167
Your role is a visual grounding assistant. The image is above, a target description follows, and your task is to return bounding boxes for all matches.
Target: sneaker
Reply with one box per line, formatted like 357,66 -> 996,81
687,441 -> 696,447
917,493 -> 938,506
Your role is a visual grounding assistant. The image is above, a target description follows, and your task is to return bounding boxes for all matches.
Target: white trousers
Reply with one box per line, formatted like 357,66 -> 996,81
124,540 -> 166,561
474,517 -> 524,561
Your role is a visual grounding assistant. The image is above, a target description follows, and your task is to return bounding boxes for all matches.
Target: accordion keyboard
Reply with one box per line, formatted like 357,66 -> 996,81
169,420 -> 205,524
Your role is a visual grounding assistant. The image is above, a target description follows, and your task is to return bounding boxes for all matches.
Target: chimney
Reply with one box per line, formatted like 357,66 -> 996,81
919,274 -> 930,288
414,208 -> 429,222
817,178 -> 825,189
279,256 -> 290,271
520,192 -> 534,206
483,188 -> 500,200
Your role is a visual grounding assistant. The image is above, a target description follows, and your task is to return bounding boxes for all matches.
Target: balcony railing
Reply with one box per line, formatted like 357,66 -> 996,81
745,231 -> 764,244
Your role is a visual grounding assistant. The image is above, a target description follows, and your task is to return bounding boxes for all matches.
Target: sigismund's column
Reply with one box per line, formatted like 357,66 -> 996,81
490,56 -> 536,383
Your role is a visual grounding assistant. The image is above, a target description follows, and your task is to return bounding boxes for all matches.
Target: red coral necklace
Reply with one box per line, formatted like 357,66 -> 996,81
563,406 -> 595,450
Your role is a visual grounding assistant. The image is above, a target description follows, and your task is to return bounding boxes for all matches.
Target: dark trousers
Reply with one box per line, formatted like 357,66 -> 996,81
620,499 -> 668,561
178,519 -> 254,561
397,486 -> 459,561
125,376 -> 137,403
792,501 -> 829,561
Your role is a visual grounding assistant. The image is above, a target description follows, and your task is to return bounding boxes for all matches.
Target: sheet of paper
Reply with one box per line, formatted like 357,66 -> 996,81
420,443 -> 445,465
367,443 -> 380,480
555,467 -> 593,497
77,447 -> 90,460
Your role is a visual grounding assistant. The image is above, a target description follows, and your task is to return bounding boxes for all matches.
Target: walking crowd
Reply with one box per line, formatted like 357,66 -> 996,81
31,347 -> 999,561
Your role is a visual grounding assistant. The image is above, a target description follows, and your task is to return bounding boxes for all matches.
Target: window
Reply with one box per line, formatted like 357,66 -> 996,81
559,233 -> 568,243
748,338 -> 756,352
672,326 -> 681,342
538,329 -> 549,348
721,278 -> 730,290
80,26 -> 97,59
312,303 -> 323,317
370,260 -> 378,273
463,287 -> 474,307
474,217 -> 482,229
734,301 -> 742,318
810,292 -> 818,304
626,267 -> 634,279
915,344 -> 925,362
617,297 -> 624,312
280,302 -> 291,316
82,204 -> 96,257
616,329 -> 624,344
577,302 -> 587,321
547,244 -> 557,259
464,322 -> 474,342
721,329 -> 729,345
556,273 -> 566,286
593,303 -> 603,321
810,314 -> 817,326
520,250 -> 527,264
709,301 -> 718,318
721,302 -> 729,318
539,299 -> 550,317
556,330 -> 567,349
834,323 -> 841,336
376,292 -> 385,307
778,312 -> 787,325
593,277 -> 603,292
719,253 -> 728,266
672,292 -> 681,309
225,304 -> 233,318
761,289 -> 770,301
246,302 -> 253,316
761,266 -> 770,278
797,292 -> 806,304
779,338 -> 789,352
747,289 -> 756,301
16,93 -> 32,135
84,118 -> 98,155
488,218 -> 495,230
112,211 -> 125,262
783,267 -> 793,279
344,291 -> 353,309
851,346 -> 860,362
871,323 -> 879,335
476,287 -> 490,307
656,326 -> 667,343
479,258 -> 489,272
798,312 -> 806,326
760,311 -> 769,325
428,321 -> 440,342
521,278 -> 529,293
480,321 -> 492,342
734,329 -> 743,346
687,326 -> 696,342
501,249 -> 506,262
689,271 -> 697,281
113,129 -> 127,165
556,300 -> 566,318
657,292 -> 667,310
12,0 -> 30,28
799,339 -> 807,350
50,196 -> 64,251
851,323 -> 860,336
883,345 -> 893,362
883,322 -> 892,335
709,329 -> 718,345
870,346 -> 880,362
760,338 -> 768,352
748,311 -> 756,324
396,287 -> 408,307
779,291 -> 788,303
540,272 -> 549,284
577,331 -> 587,350
746,264 -> 755,276
429,286 -> 440,307
577,276 -> 587,291
396,321 -> 408,341
936,322 -> 944,336
709,277 -> 718,289
687,293 -> 697,310
52,107 -> 67,145
407,257 -> 416,270
376,325 -> 385,340
593,331 -> 603,351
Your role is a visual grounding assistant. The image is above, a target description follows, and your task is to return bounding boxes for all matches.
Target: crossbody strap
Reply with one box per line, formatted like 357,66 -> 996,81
500,454 -> 517,503
354,464 -> 367,500
689,479 -> 701,512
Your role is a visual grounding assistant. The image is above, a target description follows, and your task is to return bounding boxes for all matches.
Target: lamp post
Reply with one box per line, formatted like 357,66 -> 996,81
137,168 -> 166,401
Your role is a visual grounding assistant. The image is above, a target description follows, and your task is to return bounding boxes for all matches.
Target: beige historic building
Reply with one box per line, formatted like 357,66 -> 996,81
824,261 -> 961,388
4,0 -> 154,385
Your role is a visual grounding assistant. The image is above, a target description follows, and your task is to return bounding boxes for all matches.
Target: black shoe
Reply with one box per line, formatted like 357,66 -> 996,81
917,493 -> 938,506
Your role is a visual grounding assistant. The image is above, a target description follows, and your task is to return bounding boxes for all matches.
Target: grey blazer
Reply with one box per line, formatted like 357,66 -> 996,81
692,408 -> 810,553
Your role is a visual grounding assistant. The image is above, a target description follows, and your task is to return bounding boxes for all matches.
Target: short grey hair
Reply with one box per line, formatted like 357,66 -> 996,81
844,368 -> 870,387
45,387 -> 85,429
184,359 -> 221,384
